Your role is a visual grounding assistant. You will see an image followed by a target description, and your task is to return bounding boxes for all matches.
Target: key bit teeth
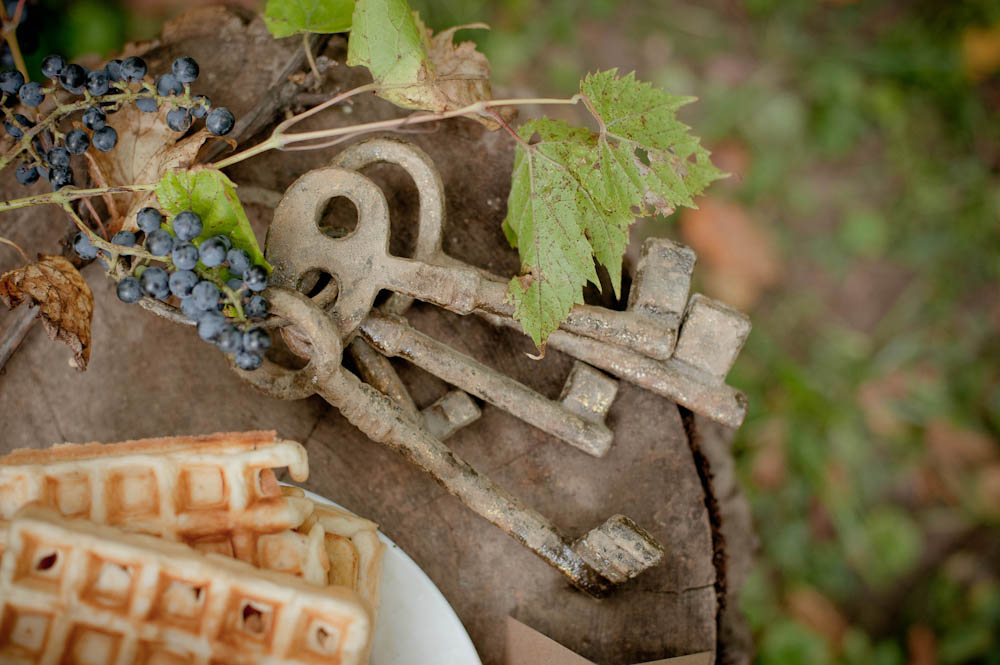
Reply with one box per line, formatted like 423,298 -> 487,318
673,293 -> 752,382
421,390 -> 482,440
559,361 -> 618,426
629,238 -> 696,318
574,515 -> 665,584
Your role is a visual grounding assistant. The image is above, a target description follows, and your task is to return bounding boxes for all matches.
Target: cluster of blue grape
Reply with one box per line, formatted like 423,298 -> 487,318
3,54 -> 235,191
73,206 -> 271,371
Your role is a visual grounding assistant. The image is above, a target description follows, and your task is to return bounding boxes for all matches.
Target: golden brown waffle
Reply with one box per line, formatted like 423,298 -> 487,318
283,488 -> 385,613
0,431 -> 312,542
0,508 -> 373,665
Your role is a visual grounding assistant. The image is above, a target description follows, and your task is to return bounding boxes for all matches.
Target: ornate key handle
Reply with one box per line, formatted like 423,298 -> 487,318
231,287 -> 665,597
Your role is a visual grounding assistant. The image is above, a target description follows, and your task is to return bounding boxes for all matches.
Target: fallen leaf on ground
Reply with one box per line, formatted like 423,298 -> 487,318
785,586 -> 849,650
0,255 -> 93,370
924,419 -> 997,469
87,99 -> 211,234
907,624 -> 937,665
680,198 -> 780,309
962,24 -> 1000,81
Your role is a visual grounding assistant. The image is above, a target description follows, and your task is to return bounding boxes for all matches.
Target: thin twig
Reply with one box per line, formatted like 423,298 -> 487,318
0,235 -> 28,262
0,183 -> 156,215
0,304 -> 37,372
81,199 -> 108,241
303,33 -> 322,90
0,0 -> 28,81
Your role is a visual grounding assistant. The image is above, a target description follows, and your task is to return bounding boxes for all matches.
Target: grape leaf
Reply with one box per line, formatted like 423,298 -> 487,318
346,0 -> 492,115
503,69 -> 724,346
264,0 -> 353,38
156,169 -> 270,270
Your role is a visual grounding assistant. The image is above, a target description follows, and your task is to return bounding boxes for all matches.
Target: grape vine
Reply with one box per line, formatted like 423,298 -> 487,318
0,0 -> 721,371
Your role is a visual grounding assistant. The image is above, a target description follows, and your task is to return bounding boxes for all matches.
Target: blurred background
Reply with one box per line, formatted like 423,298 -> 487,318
11,0 -> 1000,663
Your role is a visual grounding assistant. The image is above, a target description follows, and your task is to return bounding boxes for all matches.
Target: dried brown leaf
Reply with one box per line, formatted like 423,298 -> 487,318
785,586 -> 849,649
0,255 -> 93,370
87,100 -> 210,234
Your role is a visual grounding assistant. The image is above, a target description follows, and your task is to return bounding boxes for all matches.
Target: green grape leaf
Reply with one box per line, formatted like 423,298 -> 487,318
346,0 -> 492,114
156,168 -> 270,271
503,69 -> 724,346
263,0 -> 354,38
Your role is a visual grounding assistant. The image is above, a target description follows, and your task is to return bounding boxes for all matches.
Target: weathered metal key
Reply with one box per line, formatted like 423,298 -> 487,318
266,168 -> 679,361
233,288 -> 664,597
324,139 -> 751,428
360,310 -> 616,457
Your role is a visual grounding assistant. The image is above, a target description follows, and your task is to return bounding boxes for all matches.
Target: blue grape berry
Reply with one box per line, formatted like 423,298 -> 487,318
140,266 -> 169,299
73,232 -> 98,259
227,277 -> 243,292
156,73 -> 182,96
92,126 -> 117,151
145,228 -> 174,256
86,69 -> 110,96
198,237 -> 227,267
244,295 -> 269,319
0,69 -> 24,95
235,350 -> 263,371
4,113 -> 30,138
191,280 -> 220,310
172,57 -> 199,84
135,97 -> 157,113
47,147 -> 70,168
121,56 -> 147,81
216,326 -> 242,353
65,129 -> 89,155
172,241 -> 198,270
166,107 -> 191,132
50,166 -> 73,190
116,276 -> 141,303
15,163 -> 37,185
243,328 -> 271,354
169,269 -> 199,298
41,54 -> 66,79
58,64 -> 87,93
179,296 -> 201,320
136,207 -> 162,233
172,211 -> 202,241
82,106 -> 106,130
226,248 -> 250,276
111,230 -> 136,247
104,59 -> 123,81
206,107 -> 235,136
243,265 -> 268,292
197,310 -> 227,342
17,81 -> 43,107
191,95 -> 210,118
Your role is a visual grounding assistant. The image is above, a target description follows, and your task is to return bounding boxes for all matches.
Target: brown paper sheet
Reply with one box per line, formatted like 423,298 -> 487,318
505,617 -> 713,665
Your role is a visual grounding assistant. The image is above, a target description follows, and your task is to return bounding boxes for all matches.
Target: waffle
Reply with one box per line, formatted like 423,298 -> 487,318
0,508 -> 373,665
284,488 -> 385,613
0,431 -> 313,542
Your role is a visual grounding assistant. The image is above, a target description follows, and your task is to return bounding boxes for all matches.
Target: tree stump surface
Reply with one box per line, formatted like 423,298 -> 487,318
0,8 -> 753,664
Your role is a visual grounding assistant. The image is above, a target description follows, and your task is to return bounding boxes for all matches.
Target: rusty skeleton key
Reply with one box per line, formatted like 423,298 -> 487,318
326,139 -> 751,429
232,288 -> 664,596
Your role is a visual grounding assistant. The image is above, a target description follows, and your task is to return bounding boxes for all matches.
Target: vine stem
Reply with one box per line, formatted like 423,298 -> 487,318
0,184 -> 156,214
0,0 -> 28,81
212,94 -> 581,170
303,34 -> 321,89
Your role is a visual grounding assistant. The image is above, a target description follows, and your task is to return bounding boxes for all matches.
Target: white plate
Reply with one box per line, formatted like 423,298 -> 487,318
300,488 -> 483,665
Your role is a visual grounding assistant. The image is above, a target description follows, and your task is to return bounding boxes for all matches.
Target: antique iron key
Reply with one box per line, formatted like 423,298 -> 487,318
233,288 -> 664,597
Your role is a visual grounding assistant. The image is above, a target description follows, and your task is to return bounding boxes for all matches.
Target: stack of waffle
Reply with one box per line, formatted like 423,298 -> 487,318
0,430 -> 384,664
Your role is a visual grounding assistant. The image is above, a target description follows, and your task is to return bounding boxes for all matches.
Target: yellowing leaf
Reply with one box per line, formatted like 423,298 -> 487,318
503,70 -> 724,346
0,255 -> 93,370
156,169 -> 269,270
87,100 -> 210,234
346,0 -> 493,116
264,0 -> 354,38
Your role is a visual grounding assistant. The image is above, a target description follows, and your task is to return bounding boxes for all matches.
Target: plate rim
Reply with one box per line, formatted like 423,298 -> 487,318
292,485 -> 484,665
